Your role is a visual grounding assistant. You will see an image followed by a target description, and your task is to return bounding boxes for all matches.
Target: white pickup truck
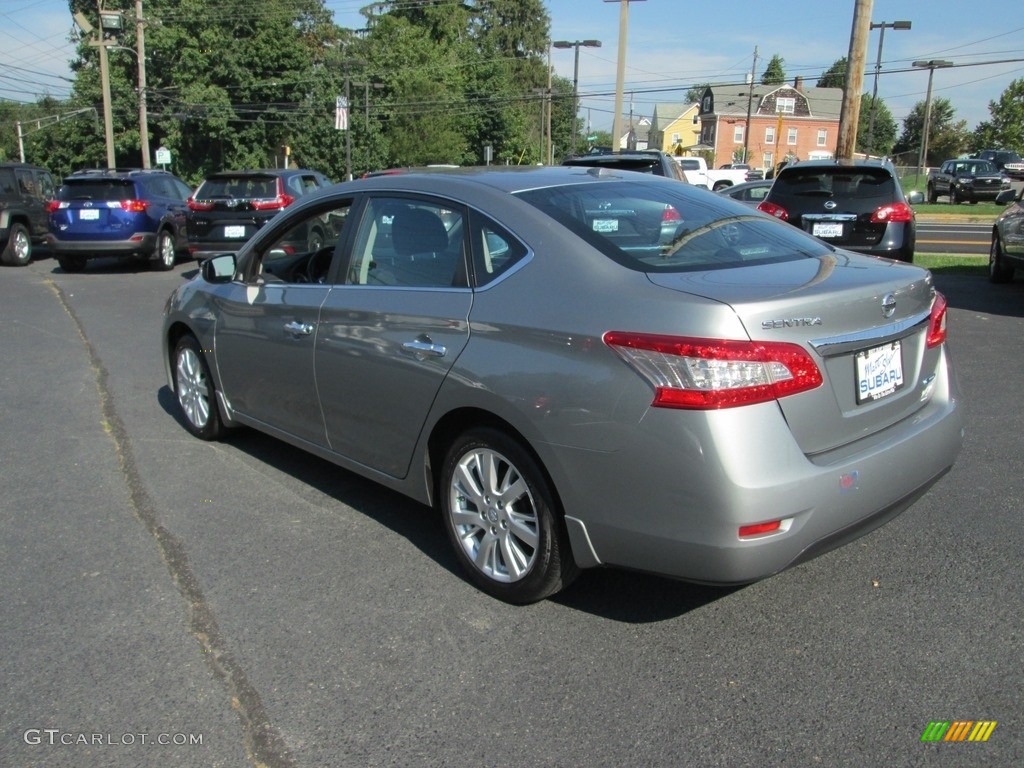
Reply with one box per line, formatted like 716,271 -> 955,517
675,157 -> 749,190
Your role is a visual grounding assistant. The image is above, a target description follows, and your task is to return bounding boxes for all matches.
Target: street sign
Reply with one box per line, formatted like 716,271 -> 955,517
155,146 -> 171,165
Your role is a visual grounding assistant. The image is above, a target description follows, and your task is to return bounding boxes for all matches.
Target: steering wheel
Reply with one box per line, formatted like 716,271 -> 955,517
305,245 -> 335,283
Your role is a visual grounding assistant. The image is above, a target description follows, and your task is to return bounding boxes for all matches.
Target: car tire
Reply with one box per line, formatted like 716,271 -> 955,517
926,185 -> 938,204
989,233 -> 1014,284
0,222 -> 32,266
153,230 -> 176,271
949,187 -> 959,205
173,335 -> 226,440
57,255 -> 87,273
440,427 -> 578,603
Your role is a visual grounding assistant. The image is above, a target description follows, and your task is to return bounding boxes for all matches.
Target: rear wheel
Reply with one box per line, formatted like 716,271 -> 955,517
441,428 -> 578,603
173,335 -> 226,440
58,255 -> 87,273
989,233 -> 1014,283
1,222 -> 31,266
153,230 -> 176,271
926,185 -> 938,204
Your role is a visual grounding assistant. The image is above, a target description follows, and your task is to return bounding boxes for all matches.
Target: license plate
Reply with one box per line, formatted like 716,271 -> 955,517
812,222 -> 843,238
224,225 -> 247,238
856,340 -> 904,403
592,218 -> 619,233
79,209 -> 99,220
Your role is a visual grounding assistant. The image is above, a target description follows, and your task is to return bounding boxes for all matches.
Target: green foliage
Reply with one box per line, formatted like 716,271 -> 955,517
817,58 -> 846,89
857,94 -> 897,156
893,97 -> 971,165
761,55 -> 785,86
970,78 -> 1024,152
685,83 -> 710,104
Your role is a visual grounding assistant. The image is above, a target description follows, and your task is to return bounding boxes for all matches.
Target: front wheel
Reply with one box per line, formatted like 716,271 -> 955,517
989,233 -> 1014,283
441,428 -> 578,603
1,222 -> 31,266
949,187 -> 959,205
173,335 -> 226,440
926,185 -> 938,204
153,230 -> 176,271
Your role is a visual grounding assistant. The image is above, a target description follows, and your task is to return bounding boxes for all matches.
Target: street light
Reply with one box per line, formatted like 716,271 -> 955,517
553,39 -> 601,156
913,59 -> 954,175
866,20 -> 911,157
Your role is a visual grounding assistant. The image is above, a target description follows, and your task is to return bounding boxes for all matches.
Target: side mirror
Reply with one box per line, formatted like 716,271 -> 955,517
201,253 -> 237,283
995,188 -> 1018,206
906,190 -> 925,206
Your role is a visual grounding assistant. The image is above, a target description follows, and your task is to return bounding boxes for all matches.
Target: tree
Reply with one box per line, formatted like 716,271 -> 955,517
971,77 -> 1024,152
857,94 -> 897,157
761,55 -> 785,85
893,97 -> 971,165
685,83 -> 710,104
817,58 -> 846,89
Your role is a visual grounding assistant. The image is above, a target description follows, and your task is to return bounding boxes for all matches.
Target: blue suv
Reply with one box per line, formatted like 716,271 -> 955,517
47,168 -> 192,272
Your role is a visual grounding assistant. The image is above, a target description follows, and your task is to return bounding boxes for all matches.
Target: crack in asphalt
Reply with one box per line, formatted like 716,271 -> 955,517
48,278 -> 298,768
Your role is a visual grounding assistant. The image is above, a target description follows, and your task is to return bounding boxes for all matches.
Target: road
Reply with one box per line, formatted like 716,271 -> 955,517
917,221 -> 992,256
2,255 -> 1022,767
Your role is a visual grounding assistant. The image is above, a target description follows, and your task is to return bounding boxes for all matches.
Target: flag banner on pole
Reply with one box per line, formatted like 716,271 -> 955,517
335,96 -> 348,130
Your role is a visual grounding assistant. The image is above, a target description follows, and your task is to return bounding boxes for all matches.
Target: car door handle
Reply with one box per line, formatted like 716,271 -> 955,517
283,321 -> 314,337
401,338 -> 447,359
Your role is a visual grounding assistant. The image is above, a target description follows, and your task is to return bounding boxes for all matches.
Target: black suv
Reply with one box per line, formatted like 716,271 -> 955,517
186,169 -> 332,259
0,163 -> 56,266
47,168 -> 193,272
973,149 -> 1024,180
757,159 -> 924,263
562,150 -> 689,183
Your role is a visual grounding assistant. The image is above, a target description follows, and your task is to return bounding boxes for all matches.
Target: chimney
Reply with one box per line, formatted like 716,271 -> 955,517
794,76 -> 804,91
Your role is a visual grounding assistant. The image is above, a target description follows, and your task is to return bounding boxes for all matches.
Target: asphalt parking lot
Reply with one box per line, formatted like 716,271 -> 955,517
2,254 -> 1021,767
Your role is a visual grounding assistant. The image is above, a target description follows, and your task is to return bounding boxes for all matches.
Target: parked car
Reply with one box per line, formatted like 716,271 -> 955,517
676,157 -> 747,190
757,159 -> 924,262
973,149 -> 1024,180
47,168 -> 192,272
163,167 -> 962,603
562,150 -> 688,183
990,186 -> 1024,283
186,169 -> 333,260
716,178 -> 773,206
926,159 -> 1010,204
0,162 -> 56,266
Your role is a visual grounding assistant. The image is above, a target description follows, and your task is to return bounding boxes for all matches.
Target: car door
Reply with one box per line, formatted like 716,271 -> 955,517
314,195 -> 473,478
30,170 -> 54,236
212,197 -> 354,446
1000,191 -> 1024,260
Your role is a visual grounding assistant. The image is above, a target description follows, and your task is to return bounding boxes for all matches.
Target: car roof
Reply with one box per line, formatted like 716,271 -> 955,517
65,168 -> 177,180
202,168 -> 321,179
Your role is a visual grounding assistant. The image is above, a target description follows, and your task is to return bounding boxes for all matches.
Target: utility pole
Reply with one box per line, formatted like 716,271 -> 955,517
913,60 -> 954,175
97,3 -> 117,169
743,46 -> 758,164
135,0 -> 150,168
836,0 -> 873,161
605,0 -> 645,151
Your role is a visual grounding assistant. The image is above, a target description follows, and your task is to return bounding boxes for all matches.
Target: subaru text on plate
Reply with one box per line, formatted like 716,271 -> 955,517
162,166 -> 963,603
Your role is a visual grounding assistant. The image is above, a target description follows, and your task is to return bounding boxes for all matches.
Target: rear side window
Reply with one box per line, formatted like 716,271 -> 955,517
0,169 -> 18,195
58,180 -> 136,201
517,180 -> 826,273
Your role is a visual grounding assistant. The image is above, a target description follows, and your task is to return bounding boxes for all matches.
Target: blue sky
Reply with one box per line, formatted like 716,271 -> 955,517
4,0 -> 1023,133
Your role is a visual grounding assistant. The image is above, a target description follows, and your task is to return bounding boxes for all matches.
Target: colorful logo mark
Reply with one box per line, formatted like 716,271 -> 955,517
921,721 -> 997,742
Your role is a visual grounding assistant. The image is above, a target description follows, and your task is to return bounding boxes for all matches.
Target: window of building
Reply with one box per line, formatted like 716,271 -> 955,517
764,151 -> 774,170
787,127 -> 798,145
817,129 -> 828,147
765,126 -> 775,144
672,132 -> 680,144
733,125 -> 744,143
776,97 -> 795,114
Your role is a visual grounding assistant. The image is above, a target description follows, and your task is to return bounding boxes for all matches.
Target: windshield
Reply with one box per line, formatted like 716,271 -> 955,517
515,180 -> 827,273
195,175 -> 279,199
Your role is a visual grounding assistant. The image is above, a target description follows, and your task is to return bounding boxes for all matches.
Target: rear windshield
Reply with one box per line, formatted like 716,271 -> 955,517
58,179 -> 136,201
515,180 -> 828,273
195,175 -> 279,199
772,167 -> 896,203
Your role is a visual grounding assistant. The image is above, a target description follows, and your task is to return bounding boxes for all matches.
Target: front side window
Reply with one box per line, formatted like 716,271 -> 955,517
346,197 -> 466,288
251,199 -> 353,283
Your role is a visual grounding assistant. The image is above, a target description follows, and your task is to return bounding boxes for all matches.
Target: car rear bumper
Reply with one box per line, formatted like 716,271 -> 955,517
556,354 -> 963,585
46,233 -> 157,256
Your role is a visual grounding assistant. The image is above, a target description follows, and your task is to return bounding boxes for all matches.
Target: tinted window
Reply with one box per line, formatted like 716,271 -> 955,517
469,213 -> 527,287
517,180 -> 826,273
0,169 -> 16,195
196,176 -> 279,199
58,179 -> 136,201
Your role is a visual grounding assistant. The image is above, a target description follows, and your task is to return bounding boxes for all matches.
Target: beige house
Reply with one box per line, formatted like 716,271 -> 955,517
648,103 -> 701,155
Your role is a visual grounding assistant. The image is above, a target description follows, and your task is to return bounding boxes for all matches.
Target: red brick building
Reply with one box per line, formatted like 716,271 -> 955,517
697,78 -> 843,172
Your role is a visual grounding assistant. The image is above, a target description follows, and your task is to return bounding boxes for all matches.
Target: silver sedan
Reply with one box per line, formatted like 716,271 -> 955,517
162,166 -> 963,603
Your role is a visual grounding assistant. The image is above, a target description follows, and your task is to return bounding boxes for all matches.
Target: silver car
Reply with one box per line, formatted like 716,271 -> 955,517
162,167 -> 963,603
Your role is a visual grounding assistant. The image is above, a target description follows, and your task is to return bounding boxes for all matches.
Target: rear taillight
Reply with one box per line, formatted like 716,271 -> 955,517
662,205 -> 682,224
251,193 -> 295,211
120,199 -> 148,213
187,198 -> 214,211
870,202 -> 913,223
757,200 -> 788,220
926,291 -> 948,348
46,200 -> 63,213
603,332 -> 823,410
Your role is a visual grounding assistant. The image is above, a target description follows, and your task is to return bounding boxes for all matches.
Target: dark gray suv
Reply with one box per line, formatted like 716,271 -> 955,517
758,159 -> 924,263
0,163 -> 56,266
562,150 -> 689,183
